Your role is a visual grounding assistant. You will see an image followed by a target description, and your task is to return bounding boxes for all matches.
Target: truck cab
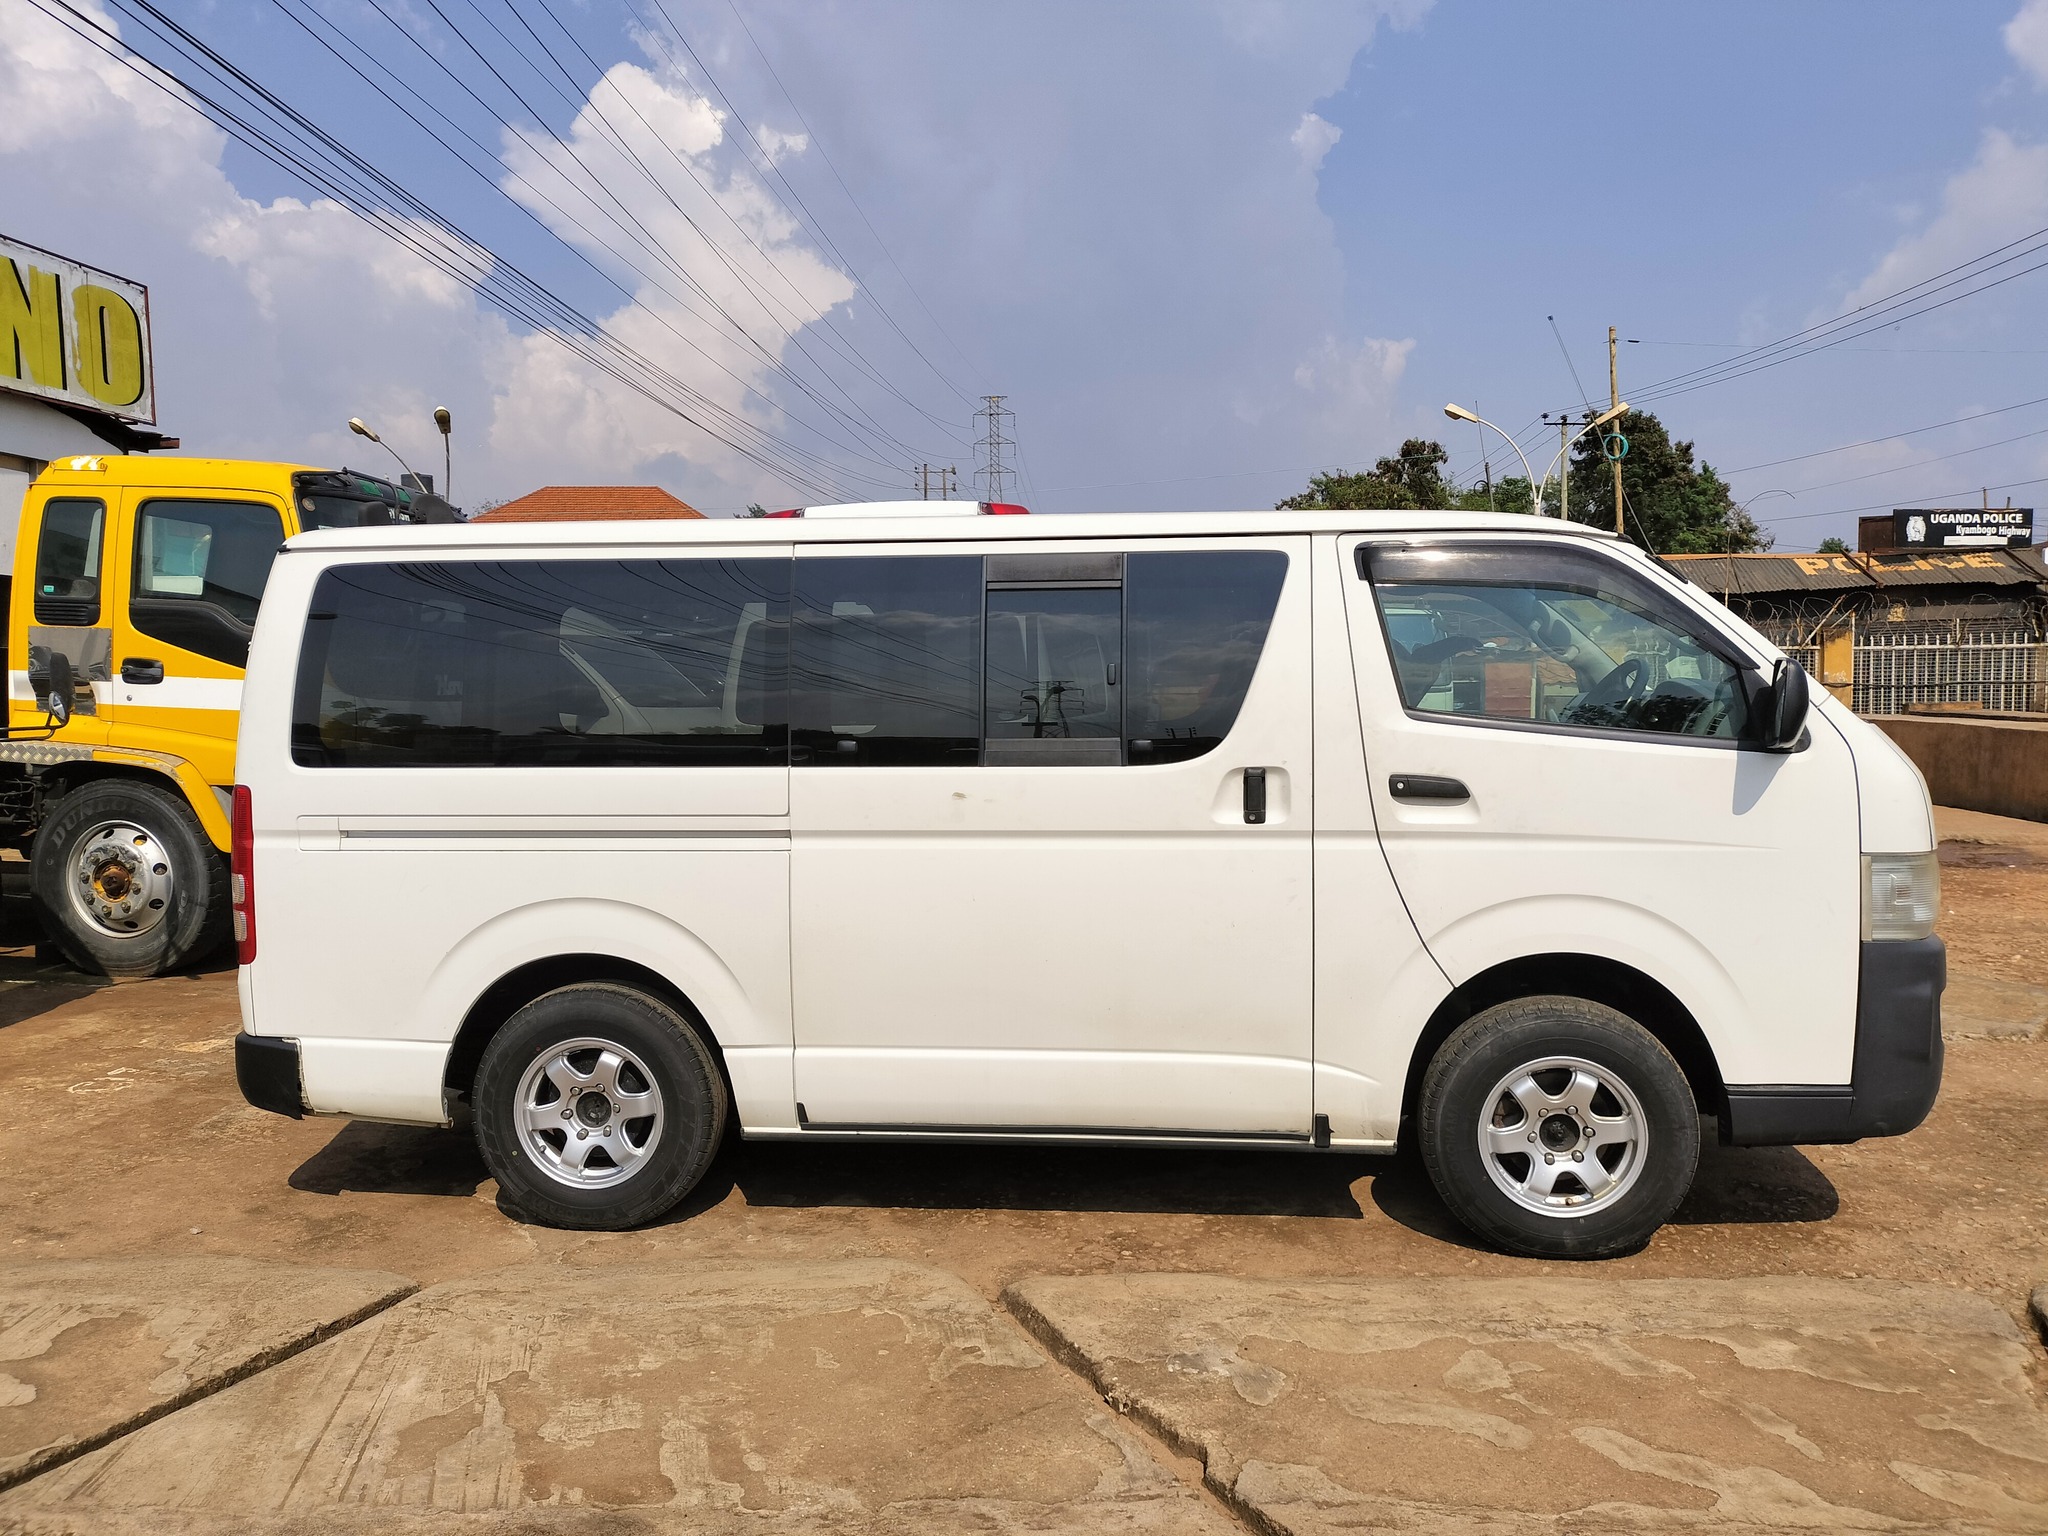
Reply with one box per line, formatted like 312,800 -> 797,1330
6,454 -> 443,975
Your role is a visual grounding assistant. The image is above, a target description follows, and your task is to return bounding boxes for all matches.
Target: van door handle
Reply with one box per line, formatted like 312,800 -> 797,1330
1243,766 -> 1267,824
120,658 -> 164,685
1389,774 -> 1468,801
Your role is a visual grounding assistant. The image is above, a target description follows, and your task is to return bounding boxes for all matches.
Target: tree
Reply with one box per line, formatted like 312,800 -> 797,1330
1563,409 -> 1772,554
1276,438 -> 1454,510
1817,536 -> 1850,553
741,503 -> 769,518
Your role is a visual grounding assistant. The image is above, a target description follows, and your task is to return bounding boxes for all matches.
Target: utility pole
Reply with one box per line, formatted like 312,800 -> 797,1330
1608,326 -> 1624,535
973,396 -> 1015,502
1559,415 -> 1570,520
914,463 -> 957,500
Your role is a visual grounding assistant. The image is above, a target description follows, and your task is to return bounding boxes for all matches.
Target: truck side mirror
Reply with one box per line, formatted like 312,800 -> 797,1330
44,651 -> 72,726
1764,656 -> 1808,751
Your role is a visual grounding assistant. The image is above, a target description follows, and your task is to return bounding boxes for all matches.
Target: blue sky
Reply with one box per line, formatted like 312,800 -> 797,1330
7,0 -> 2048,547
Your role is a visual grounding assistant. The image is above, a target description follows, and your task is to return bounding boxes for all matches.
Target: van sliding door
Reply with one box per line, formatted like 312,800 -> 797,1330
787,537 -> 1316,1138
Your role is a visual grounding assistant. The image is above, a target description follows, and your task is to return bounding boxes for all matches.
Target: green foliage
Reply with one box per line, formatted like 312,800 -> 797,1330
1276,439 -> 1453,510
742,503 -> 769,518
1817,536 -> 1850,553
1563,409 -> 1771,553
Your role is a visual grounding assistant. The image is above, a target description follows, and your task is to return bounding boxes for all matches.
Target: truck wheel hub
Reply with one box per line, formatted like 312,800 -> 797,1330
68,822 -> 174,938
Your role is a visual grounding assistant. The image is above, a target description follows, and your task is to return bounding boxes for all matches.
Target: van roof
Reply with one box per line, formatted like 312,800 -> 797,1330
281,506 -> 1619,554
34,455 -> 317,488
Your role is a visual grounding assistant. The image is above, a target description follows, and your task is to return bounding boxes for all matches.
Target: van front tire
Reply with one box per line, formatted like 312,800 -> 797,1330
31,778 -> 229,979
1418,997 -> 1699,1259
473,984 -> 727,1230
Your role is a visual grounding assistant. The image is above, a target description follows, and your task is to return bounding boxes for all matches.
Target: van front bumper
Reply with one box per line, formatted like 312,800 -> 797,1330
235,1031 -> 306,1119
1722,936 -> 1945,1146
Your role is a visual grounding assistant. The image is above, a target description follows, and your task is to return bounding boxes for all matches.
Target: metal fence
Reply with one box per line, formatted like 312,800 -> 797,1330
1852,631 -> 2048,715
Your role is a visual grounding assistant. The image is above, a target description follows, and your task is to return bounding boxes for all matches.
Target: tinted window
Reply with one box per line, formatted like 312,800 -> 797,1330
792,556 -> 981,765
292,559 -> 788,767
34,497 -> 104,625
987,587 -> 1122,747
1364,543 -> 1753,741
1125,551 -> 1288,764
130,499 -> 284,666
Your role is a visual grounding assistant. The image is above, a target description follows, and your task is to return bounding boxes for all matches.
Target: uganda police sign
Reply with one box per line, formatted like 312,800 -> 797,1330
1893,507 -> 2034,549
0,234 -> 155,425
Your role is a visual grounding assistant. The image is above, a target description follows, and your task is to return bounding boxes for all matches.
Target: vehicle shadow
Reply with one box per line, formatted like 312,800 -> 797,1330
689,1138 -> 1378,1223
290,1120 -> 490,1198
1673,1138 -> 1839,1225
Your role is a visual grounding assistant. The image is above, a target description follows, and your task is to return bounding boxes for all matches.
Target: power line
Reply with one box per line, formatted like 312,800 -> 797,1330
266,0 -> 903,486
723,0 -> 986,398
37,0 -> 872,497
1722,394 -> 2048,474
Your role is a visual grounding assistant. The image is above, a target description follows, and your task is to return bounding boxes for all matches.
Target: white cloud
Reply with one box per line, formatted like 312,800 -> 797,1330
0,0 -> 858,508
1843,129 -> 2048,312
2005,0 -> 2048,87
2,0 -> 1426,511
1290,112 -> 1342,171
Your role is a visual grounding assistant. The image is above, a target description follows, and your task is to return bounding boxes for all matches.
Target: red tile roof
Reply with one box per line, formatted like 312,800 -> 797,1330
473,485 -> 704,522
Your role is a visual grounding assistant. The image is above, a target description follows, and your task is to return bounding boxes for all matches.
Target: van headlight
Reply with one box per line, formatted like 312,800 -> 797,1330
1863,852 -> 1939,942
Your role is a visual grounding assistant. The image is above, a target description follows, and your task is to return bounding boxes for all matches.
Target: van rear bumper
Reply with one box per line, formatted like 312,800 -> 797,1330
1722,936 -> 1945,1146
235,1031 -> 305,1119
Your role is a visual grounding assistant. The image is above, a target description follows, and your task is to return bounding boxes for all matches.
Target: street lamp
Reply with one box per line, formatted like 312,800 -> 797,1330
1536,401 -> 1631,520
433,406 -> 453,503
347,416 -> 423,492
1443,404 -> 1539,512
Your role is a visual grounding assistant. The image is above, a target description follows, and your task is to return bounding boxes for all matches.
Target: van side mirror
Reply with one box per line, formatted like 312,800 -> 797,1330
44,651 -> 72,726
1763,656 -> 1808,751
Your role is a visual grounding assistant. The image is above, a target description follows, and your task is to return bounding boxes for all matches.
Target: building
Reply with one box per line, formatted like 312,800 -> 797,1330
1667,545 -> 2048,714
472,485 -> 704,522
2,235 -> 175,566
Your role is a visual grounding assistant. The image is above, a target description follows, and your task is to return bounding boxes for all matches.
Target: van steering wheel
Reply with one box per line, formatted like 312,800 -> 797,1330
1572,655 -> 1650,718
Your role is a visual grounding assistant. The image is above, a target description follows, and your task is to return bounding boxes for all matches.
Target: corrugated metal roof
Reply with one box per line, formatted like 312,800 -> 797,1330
1667,548 -> 2045,595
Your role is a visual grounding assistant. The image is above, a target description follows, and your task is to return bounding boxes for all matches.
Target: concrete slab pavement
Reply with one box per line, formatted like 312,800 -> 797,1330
1007,1274 -> 2048,1534
0,1257 -> 415,1492
1,1260 -> 1234,1534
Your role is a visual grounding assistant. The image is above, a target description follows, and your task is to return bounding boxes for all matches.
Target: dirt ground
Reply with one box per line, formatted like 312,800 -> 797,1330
0,818 -> 2044,1345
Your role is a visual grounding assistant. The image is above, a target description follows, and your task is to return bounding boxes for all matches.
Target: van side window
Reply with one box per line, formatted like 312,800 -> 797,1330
792,556 -> 982,765
1362,543 -> 1753,741
131,499 -> 285,667
34,498 -> 105,625
291,559 -> 789,767
1125,550 -> 1287,764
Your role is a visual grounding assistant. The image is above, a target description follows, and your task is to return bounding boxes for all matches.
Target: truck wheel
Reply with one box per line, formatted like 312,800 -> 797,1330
1417,996 -> 1699,1259
31,779 -> 230,979
473,984 -> 727,1230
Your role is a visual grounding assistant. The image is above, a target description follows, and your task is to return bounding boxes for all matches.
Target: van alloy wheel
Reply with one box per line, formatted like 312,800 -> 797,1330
1477,1054 -> 1648,1216
513,1035 -> 667,1189
68,820 -> 174,938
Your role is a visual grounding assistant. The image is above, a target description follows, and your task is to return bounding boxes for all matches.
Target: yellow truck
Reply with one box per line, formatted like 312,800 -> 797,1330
6,454 -> 452,975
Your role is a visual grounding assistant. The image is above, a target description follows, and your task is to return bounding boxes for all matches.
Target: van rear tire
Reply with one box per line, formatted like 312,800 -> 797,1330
1418,996 -> 1699,1259
473,984 -> 727,1230
31,778 -> 229,979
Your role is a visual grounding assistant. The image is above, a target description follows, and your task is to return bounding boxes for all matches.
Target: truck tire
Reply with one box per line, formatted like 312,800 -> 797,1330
473,984 -> 728,1230
31,778 -> 230,979
1417,996 -> 1700,1259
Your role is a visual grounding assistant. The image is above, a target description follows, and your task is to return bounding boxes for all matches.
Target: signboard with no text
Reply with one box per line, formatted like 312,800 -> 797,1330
1893,507 -> 2034,549
0,235 -> 155,425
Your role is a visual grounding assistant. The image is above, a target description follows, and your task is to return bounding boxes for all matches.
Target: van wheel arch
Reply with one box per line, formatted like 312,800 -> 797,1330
445,955 -> 733,1112
1401,954 -> 1726,1137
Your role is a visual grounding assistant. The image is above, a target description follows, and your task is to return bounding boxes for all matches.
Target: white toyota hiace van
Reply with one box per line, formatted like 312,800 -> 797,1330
232,508 -> 1944,1257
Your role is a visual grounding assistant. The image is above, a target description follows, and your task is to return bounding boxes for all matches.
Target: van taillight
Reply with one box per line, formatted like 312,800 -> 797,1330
982,502 -> 1030,515
763,508 -> 803,518
231,785 -> 255,965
